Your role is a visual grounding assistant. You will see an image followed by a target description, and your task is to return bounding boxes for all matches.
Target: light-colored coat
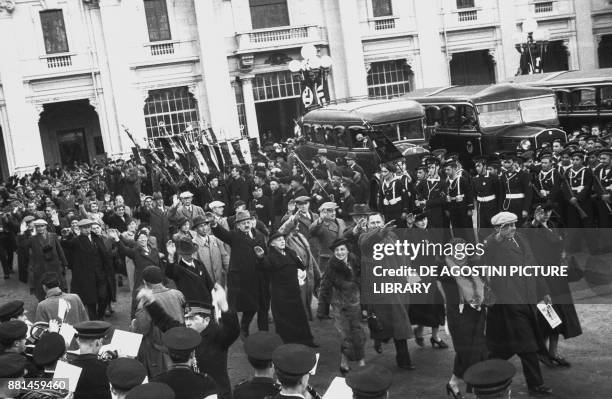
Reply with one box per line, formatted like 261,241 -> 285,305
35,287 -> 89,325
308,217 -> 346,269
190,231 -> 230,286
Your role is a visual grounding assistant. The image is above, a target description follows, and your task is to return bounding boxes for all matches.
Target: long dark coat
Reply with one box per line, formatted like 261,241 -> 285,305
264,247 -> 313,345
165,257 -> 214,305
146,206 -> 170,251
63,234 -> 114,305
26,232 -> 68,301
483,232 -> 549,354
212,225 -> 267,312
121,171 -> 142,208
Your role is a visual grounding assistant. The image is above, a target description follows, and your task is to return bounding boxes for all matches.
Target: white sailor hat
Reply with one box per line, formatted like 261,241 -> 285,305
32,219 -> 48,226
490,212 -> 518,226
209,201 -> 225,209
179,191 -> 194,199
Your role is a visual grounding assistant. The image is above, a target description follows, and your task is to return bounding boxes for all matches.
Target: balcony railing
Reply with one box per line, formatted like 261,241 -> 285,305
130,40 -> 199,67
374,17 -> 396,31
46,55 -> 73,69
458,9 -> 478,21
150,42 -> 175,56
535,1 -> 554,13
20,52 -> 93,80
235,25 -> 325,53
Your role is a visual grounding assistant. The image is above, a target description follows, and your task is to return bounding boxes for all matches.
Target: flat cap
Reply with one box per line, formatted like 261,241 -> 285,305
162,327 -> 201,353
318,202 -> 337,212
346,364 -> 393,398
0,300 -> 25,321
209,201 -> 225,209
0,320 -> 28,341
142,266 -> 163,284
272,344 -> 317,376
0,353 -> 27,378
344,153 -> 356,160
107,358 -> 147,391
184,301 -> 214,319
244,331 -> 283,361
74,320 -> 111,339
126,382 -> 175,399
490,212 -> 518,226
33,219 -> 48,226
295,196 -> 311,204
22,215 -> 36,224
33,332 -> 66,367
317,148 -> 328,155
77,218 -> 94,227
191,215 -> 209,229
464,359 -> 516,397
179,191 -> 194,198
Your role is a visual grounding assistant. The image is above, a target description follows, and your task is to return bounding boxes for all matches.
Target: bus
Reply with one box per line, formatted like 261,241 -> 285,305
402,83 -> 567,167
507,68 -> 612,133
296,98 -> 429,177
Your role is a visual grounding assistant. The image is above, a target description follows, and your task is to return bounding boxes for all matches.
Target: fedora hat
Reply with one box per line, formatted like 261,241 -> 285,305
349,204 -> 372,216
175,239 -> 198,255
235,210 -> 252,224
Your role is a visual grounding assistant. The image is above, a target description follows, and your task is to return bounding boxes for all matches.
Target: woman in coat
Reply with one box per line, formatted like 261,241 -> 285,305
26,219 -> 68,301
523,205 -> 581,367
264,232 -> 315,346
317,238 -> 366,373
110,228 -> 162,318
438,237 -> 488,399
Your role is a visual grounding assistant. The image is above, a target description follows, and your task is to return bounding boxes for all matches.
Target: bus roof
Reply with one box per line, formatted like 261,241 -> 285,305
302,98 -> 424,126
506,68 -> 612,87
401,83 -> 554,105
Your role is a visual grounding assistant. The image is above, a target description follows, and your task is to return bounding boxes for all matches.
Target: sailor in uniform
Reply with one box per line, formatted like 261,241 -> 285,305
345,364 -> 393,399
499,152 -> 532,225
270,343 -> 319,399
532,152 -> 562,210
443,159 -> 474,242
377,162 -> 405,224
471,156 -> 501,233
593,148 -> 612,232
233,332 -> 282,399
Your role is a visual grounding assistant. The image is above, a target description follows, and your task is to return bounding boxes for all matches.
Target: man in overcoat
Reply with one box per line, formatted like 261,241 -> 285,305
26,219 -> 68,301
483,211 -> 553,396
212,210 -> 269,337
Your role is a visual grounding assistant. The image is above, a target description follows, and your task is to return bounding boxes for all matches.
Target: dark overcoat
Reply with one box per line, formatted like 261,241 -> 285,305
483,232 -> 549,354
147,206 -> 170,250
26,232 -> 68,301
264,247 -> 313,345
64,234 -> 114,305
212,225 -> 267,312
71,353 -> 111,399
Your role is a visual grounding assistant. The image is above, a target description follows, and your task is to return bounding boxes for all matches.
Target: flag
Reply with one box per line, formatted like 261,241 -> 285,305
207,127 -> 218,144
171,136 -> 186,155
191,150 -> 210,174
214,144 -> 226,170
316,84 -> 327,105
160,138 -> 176,160
370,132 -> 403,163
200,145 -> 219,173
219,142 -> 234,166
131,147 -> 144,165
227,141 -> 241,166
238,139 -> 252,165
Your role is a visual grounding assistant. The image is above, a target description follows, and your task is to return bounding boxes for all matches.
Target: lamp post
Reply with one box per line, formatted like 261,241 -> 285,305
288,44 -> 333,109
514,18 -> 550,75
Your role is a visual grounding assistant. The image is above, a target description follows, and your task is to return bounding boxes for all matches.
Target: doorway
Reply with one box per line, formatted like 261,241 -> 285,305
450,50 -> 496,86
57,129 -> 89,166
255,98 -> 301,144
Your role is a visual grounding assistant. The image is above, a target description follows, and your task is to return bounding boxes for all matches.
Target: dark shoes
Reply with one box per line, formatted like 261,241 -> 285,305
528,385 -> 553,396
374,339 -> 383,354
550,355 -> 571,367
398,362 -> 416,370
414,328 -> 424,347
431,337 -> 449,349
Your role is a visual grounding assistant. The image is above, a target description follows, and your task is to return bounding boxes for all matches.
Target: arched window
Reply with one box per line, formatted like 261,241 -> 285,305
367,60 -> 414,99
144,86 -> 200,139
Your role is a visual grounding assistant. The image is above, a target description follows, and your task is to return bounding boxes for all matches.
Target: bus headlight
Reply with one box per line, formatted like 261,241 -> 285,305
519,139 -> 531,150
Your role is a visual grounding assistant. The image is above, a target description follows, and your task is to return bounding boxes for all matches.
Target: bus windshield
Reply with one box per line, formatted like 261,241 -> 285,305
477,95 -> 557,129
373,119 -> 424,142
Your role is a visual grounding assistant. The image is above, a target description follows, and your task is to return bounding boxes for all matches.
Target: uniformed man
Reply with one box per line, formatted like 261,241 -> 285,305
107,358 -> 148,399
125,382 -> 175,399
593,148 -> 612,232
71,320 -> 113,399
345,364 -> 393,399
32,332 -> 66,377
443,159 -> 474,242
153,327 -> 217,399
0,321 -> 30,367
499,152 -> 532,225
463,359 -> 516,398
532,152 -> 562,210
377,162 -> 405,224
233,332 -> 283,399
345,153 -> 365,180
0,353 -> 27,399
0,300 -> 29,323
472,156 -> 501,233
415,157 -> 445,240
562,149 -> 597,253
271,343 -> 319,399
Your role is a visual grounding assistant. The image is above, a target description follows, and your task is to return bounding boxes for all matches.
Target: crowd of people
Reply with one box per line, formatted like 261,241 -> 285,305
0,124 -> 610,399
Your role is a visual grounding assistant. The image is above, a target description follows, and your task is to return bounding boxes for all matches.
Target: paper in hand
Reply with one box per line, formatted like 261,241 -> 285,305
57,298 -> 70,322
53,360 -> 82,392
110,329 -> 143,358
59,323 -> 76,347
322,377 -> 352,399
537,303 -> 562,329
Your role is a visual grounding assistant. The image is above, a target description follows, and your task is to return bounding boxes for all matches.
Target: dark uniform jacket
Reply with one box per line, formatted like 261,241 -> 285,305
234,376 -> 280,399
71,353 -> 111,399
500,168 -> 532,214
533,168 -> 562,206
249,195 -> 272,226
154,365 -> 217,399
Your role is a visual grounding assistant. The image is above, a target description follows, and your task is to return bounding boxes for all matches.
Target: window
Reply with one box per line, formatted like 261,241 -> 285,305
249,0 -> 289,29
40,10 -> 69,54
372,0 -> 393,17
144,0 -> 171,42
367,60 -> 414,99
456,0 -> 475,9
252,71 -> 301,102
144,87 -> 199,140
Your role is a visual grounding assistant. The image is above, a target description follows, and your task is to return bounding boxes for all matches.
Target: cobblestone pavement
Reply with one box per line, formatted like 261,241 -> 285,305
2,259 -> 612,399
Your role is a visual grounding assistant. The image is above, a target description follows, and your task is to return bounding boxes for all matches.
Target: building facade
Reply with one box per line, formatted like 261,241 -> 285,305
0,0 -> 611,178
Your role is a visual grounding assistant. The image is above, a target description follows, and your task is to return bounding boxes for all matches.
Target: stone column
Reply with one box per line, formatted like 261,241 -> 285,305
497,0 -> 519,80
414,1 -> 448,87
0,11 -> 45,174
240,76 -> 260,140
193,0 -> 241,140
573,0 -> 594,71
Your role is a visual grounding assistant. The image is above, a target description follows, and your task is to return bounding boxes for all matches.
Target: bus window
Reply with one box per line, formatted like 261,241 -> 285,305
440,105 -> 458,128
349,127 -> 368,149
601,86 -> 612,111
302,125 -> 312,141
437,104 -> 478,130
397,120 -> 424,140
314,127 -> 326,144
570,88 -> 596,111
324,127 -> 336,146
377,123 -> 400,142
477,101 -> 521,128
555,90 -> 570,113
335,126 -> 349,147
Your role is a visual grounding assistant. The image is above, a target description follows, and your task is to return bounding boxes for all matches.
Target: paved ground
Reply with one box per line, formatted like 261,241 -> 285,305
2,254 -> 612,399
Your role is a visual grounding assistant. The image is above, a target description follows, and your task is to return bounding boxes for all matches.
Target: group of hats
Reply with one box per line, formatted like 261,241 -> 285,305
107,358 -> 175,398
